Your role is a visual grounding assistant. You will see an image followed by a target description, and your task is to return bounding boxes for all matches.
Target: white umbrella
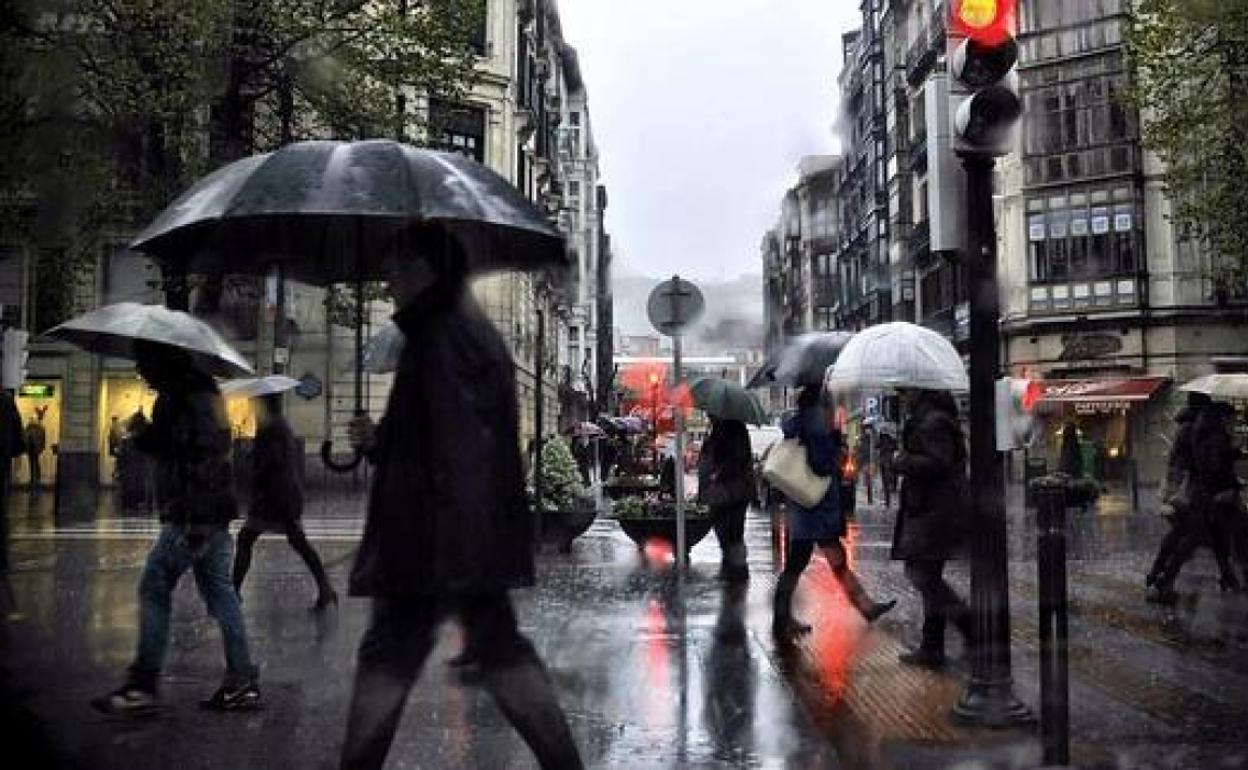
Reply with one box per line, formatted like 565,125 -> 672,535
1179,373 -> 1248,400
362,322 -> 404,375
219,375 -> 301,398
46,302 -> 253,378
825,321 -> 968,392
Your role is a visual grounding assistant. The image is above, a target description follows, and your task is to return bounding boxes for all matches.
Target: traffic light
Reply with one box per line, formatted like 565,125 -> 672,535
2,328 -> 29,390
995,376 -> 1041,451
948,0 -> 1021,155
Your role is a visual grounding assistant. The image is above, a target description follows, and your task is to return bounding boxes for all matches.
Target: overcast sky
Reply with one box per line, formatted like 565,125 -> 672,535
557,0 -> 861,282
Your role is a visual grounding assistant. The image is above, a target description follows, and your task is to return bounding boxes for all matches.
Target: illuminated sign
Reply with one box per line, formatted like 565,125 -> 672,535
17,384 -> 54,399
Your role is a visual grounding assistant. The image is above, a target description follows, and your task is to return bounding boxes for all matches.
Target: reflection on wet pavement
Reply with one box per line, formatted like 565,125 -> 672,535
3,488 -> 1247,769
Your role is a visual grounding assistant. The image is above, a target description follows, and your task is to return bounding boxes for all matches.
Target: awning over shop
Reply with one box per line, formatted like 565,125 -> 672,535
1039,377 -> 1168,413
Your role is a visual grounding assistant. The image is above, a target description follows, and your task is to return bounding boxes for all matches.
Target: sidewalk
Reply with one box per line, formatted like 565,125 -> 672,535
3,491 -> 1248,769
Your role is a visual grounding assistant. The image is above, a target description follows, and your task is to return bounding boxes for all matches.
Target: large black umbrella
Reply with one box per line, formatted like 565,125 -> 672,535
747,332 -> 855,389
130,139 -> 568,470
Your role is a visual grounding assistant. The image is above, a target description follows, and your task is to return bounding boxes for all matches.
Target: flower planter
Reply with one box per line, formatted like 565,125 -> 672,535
539,503 -> 598,553
603,478 -> 661,501
615,515 -> 715,553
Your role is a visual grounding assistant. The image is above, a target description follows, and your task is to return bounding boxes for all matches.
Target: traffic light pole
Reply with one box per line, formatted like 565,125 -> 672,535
953,153 -> 1032,728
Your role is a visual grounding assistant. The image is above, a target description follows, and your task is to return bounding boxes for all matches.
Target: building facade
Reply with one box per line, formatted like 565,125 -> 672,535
0,0 -> 614,504
759,0 -> 1248,499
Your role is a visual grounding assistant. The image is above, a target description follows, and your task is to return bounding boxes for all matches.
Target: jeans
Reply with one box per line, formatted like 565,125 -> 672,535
128,525 -> 253,691
341,594 -> 583,770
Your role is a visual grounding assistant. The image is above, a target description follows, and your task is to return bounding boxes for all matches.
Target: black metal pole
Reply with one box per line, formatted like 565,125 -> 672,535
953,153 -> 1032,727
534,301 -> 546,546
1034,477 -> 1071,766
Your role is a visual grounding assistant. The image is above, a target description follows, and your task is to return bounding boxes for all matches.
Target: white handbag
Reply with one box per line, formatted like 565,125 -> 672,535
762,438 -> 832,509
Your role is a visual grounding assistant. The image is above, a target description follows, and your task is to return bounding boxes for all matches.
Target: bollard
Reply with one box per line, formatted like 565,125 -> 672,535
1031,475 -> 1071,767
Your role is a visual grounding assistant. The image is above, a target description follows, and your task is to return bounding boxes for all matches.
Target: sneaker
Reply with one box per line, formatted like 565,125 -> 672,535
91,686 -> 162,717
898,648 -> 947,669
200,678 -> 262,712
863,600 -> 898,623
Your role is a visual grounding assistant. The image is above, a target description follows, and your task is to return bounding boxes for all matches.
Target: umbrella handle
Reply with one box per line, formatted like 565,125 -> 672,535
320,439 -> 363,473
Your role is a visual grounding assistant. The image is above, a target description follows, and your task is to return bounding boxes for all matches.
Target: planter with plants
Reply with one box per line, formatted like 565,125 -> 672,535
611,495 -> 715,552
536,436 -> 597,552
603,474 -> 661,500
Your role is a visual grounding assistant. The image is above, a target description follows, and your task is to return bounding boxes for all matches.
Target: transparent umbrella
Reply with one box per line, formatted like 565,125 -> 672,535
219,375 -> 302,399
825,322 -> 968,392
45,303 -> 253,379
1179,373 -> 1248,401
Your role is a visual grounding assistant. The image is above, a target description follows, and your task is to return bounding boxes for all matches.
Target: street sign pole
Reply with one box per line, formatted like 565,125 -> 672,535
647,275 -> 706,574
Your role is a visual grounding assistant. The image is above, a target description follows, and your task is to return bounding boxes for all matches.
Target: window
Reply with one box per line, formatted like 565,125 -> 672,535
429,100 -> 486,163
1027,188 -> 1142,282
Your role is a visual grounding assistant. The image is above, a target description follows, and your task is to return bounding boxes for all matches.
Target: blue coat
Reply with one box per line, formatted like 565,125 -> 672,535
782,408 -> 845,541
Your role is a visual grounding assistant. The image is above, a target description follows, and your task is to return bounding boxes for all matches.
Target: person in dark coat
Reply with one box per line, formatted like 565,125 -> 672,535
1058,422 -> 1083,478
877,429 -> 899,510
340,224 -> 582,770
892,389 -> 973,668
772,386 -> 895,641
231,393 -> 336,610
93,342 -> 259,716
0,389 -> 24,617
1149,400 -> 1243,602
856,428 -> 873,505
1146,392 -> 1208,591
23,413 -> 46,487
698,417 -> 755,582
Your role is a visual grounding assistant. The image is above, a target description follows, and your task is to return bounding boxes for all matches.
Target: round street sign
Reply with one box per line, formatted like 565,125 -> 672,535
647,276 -> 705,337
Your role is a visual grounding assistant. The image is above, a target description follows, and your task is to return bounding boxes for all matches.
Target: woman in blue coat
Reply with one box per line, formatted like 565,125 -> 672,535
772,385 -> 895,640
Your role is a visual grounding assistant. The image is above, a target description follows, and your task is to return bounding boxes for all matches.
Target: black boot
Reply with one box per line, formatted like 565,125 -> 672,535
771,576 -> 811,640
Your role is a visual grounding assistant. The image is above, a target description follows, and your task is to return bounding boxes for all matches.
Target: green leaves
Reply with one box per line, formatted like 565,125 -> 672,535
1127,0 -> 1248,297
538,436 -> 585,512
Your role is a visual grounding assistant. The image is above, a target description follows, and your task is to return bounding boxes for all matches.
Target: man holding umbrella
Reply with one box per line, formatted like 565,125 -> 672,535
341,224 -> 582,770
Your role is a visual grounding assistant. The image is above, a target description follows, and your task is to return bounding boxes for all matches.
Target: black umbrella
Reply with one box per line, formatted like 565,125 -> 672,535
130,139 -> 568,470
747,332 -> 855,389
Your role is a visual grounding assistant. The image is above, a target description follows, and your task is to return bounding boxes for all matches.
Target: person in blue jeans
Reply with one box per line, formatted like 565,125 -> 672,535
92,341 -> 259,716
772,385 -> 896,640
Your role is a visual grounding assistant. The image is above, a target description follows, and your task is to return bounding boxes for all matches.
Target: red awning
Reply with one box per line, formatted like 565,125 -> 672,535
1039,377 -> 1169,404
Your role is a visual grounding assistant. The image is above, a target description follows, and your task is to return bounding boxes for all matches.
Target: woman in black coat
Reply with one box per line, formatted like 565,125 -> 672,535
698,417 -> 755,582
892,389 -> 973,668
231,393 -> 335,610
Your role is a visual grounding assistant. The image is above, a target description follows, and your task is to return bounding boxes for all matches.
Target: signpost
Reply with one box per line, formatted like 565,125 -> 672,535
647,276 -> 705,571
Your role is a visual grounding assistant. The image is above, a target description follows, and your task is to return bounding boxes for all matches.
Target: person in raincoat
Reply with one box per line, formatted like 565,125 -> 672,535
698,417 -> 755,582
231,393 -> 336,610
892,389 -> 973,669
877,428 -> 899,510
1145,392 -> 1207,593
1058,422 -> 1083,478
341,224 -> 582,770
772,385 -> 896,641
1148,400 -> 1244,602
93,342 -> 259,715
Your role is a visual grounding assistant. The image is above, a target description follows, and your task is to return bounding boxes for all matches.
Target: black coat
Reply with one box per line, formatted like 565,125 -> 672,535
697,420 -> 754,507
349,291 -> 534,597
134,379 -> 238,530
890,402 -> 969,561
249,416 -> 303,522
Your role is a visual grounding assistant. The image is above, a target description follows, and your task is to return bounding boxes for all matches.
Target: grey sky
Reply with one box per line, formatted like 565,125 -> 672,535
558,0 -> 861,282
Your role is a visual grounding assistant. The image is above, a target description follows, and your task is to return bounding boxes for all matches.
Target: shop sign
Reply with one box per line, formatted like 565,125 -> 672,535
1059,333 -> 1123,361
1074,400 -> 1131,415
17,384 -> 54,398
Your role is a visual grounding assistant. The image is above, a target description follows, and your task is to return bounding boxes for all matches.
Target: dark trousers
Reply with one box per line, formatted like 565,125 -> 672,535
1154,499 -> 1241,590
25,452 -> 40,485
232,522 -> 332,596
774,535 -> 873,621
341,594 -> 583,770
712,501 -> 748,570
903,560 -> 972,653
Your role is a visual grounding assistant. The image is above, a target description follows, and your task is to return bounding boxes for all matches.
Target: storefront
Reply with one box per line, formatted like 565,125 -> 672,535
1036,376 -> 1168,502
13,380 -> 62,488
96,375 -> 256,486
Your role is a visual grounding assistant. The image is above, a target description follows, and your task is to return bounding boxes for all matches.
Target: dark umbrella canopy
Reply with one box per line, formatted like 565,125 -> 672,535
747,332 -> 854,389
130,140 -> 568,284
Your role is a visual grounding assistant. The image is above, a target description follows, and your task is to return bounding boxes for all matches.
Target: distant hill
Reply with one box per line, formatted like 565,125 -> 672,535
611,271 -> 765,352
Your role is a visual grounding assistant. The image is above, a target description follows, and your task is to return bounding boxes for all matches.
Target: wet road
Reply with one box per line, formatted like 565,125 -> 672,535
3,487 -> 1248,769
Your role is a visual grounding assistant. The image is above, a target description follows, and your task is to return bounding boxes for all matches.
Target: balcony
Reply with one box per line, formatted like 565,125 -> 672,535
908,132 -> 928,172
1028,275 -> 1143,315
908,219 -> 931,260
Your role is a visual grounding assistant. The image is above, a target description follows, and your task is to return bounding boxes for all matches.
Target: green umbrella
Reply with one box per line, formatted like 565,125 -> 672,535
689,378 -> 767,425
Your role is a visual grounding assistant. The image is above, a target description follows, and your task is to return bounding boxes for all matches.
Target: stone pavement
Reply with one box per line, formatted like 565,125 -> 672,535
2,488 -> 1248,769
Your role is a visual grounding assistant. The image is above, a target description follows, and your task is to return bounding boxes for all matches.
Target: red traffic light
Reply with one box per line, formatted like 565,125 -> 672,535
1021,379 -> 1043,412
952,0 -> 1016,47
